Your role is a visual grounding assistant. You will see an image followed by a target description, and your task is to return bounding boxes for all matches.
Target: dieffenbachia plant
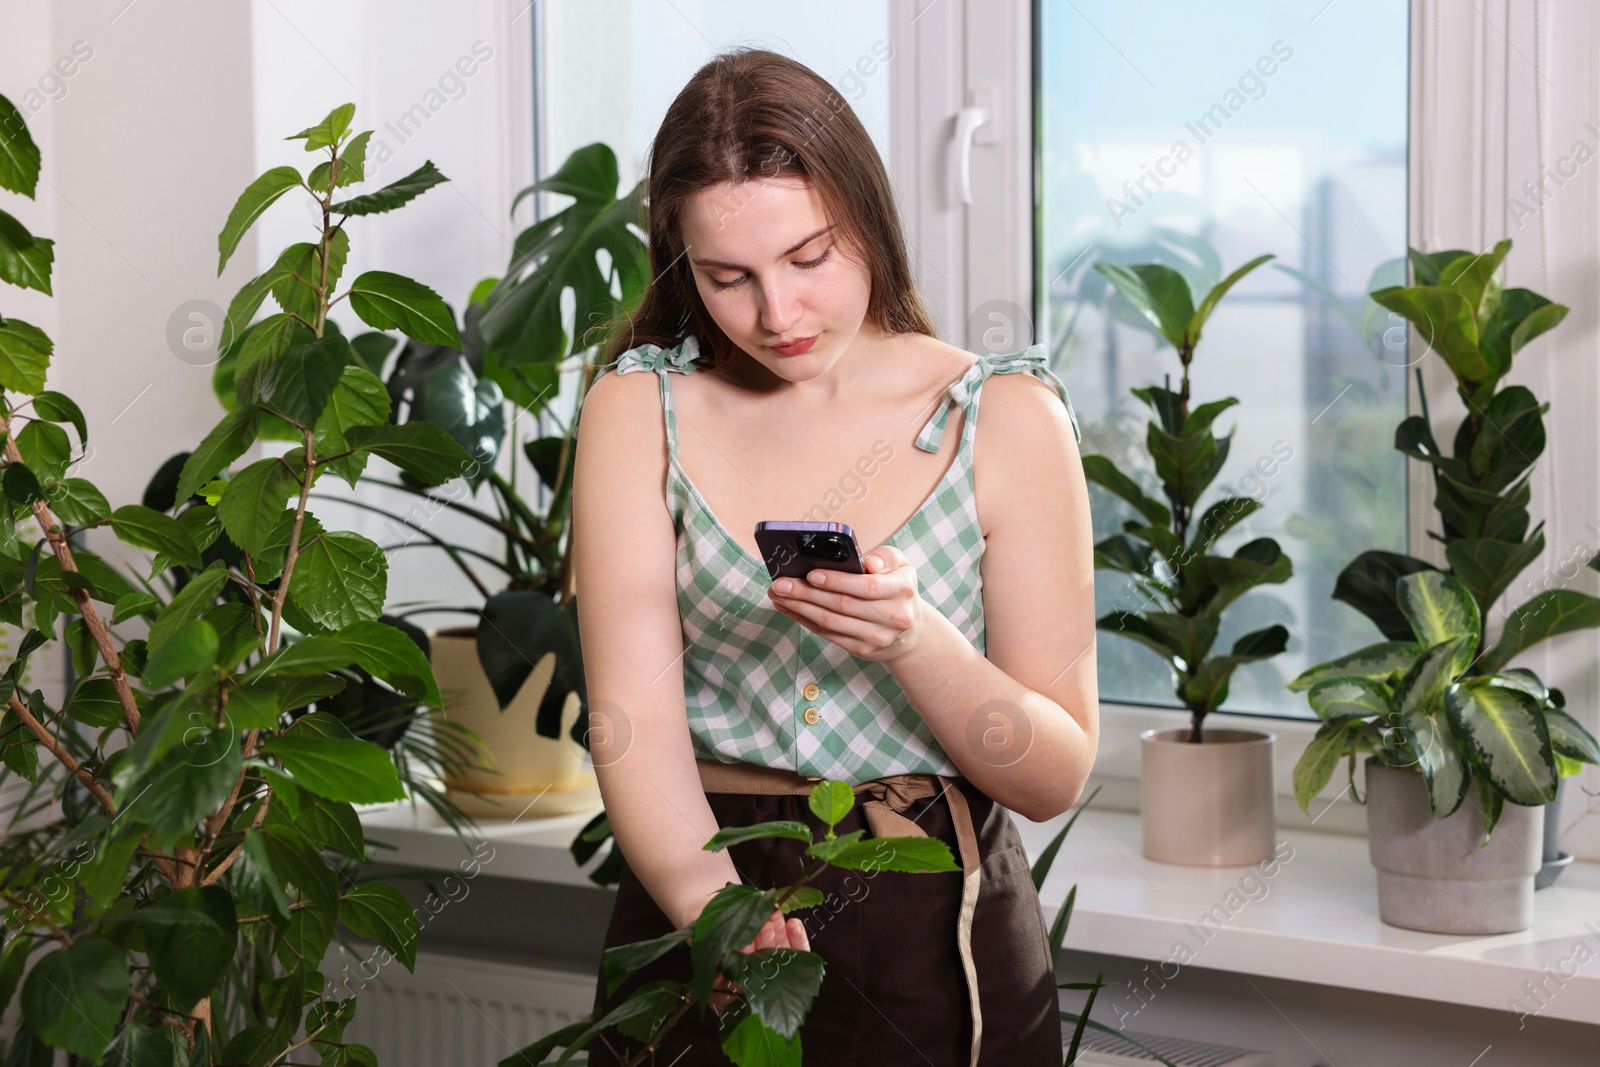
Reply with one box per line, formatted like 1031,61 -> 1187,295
506,780 -> 956,1067
0,100 -> 479,1064
1085,254 -> 1293,741
1290,570 -> 1600,843
1291,239 -> 1600,834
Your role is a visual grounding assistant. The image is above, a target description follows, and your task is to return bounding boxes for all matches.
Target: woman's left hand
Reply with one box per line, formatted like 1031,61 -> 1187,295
765,545 -> 925,663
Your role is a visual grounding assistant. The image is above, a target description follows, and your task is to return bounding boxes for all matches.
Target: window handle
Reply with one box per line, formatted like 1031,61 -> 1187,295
953,104 -> 990,205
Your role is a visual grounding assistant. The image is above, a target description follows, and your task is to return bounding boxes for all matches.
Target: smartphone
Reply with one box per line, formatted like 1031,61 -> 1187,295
753,521 -> 867,581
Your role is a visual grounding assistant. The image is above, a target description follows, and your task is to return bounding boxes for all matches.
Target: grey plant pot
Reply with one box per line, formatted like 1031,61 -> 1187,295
1365,756 -> 1543,934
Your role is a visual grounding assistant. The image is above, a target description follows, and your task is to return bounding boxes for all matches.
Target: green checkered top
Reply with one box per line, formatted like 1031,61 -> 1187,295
593,334 -> 1081,783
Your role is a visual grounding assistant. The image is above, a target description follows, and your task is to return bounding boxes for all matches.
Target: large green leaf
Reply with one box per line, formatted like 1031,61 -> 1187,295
1436,239 -> 1510,320
1080,453 -> 1169,526
135,737 -> 243,848
1395,569 -> 1480,670
179,406 -> 263,503
289,530 -> 387,631
347,270 -> 459,347
139,886 -> 238,1009
690,885 -> 774,1004
721,949 -> 827,1040
1332,550 -> 1438,642
287,102 -> 355,151
1287,640 -> 1421,692
1306,676 -> 1392,724
1480,288 -> 1568,379
143,618 -> 218,688
216,456 -> 302,556
110,504 -> 203,570
218,166 -> 303,275
1370,284 -> 1487,383
1092,262 -> 1195,349
21,938 -> 129,1062
1445,532 -> 1545,620
1145,420 -> 1227,508
1393,703 -> 1470,817
254,334 -> 350,428
601,930 -> 691,997
260,732 -> 405,804
1543,705 -> 1600,765
1294,718 -> 1360,814
313,365 -> 390,487
16,419 -> 70,482
330,159 -> 448,217
480,143 -> 648,372
722,1012 -> 802,1067
1481,589 -> 1600,672
148,561 -> 230,652
0,93 -> 42,197
1189,254 -> 1274,344
343,422 -> 475,486
0,208 -> 53,294
1393,635 -> 1472,718
0,316 -> 52,393
1445,677 -> 1556,805
339,882 -> 419,972
1464,384 -> 1545,493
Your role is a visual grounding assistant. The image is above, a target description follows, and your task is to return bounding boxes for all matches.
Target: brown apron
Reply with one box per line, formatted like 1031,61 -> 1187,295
584,760 -> 1062,1066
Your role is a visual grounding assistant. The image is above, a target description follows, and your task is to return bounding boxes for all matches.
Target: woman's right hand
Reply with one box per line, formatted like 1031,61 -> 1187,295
708,909 -> 811,1018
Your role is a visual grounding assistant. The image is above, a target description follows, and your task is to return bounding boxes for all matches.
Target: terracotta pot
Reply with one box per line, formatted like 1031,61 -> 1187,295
1365,756 -> 1542,934
1140,726 -> 1276,865
429,629 -> 599,819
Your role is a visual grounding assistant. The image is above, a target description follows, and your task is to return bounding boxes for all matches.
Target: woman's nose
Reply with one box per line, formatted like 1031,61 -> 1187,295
759,279 -> 800,335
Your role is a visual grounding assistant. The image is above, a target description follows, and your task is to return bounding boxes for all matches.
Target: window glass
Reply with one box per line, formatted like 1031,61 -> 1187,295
1036,0 -> 1410,716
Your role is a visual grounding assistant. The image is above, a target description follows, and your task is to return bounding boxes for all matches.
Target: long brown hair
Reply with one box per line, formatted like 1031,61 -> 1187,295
600,47 -> 936,368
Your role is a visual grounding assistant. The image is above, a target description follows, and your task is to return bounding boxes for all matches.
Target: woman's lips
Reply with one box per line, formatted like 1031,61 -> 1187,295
768,334 -> 818,356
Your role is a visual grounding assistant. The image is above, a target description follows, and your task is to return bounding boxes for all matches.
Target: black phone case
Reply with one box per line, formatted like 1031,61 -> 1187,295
753,522 -> 867,581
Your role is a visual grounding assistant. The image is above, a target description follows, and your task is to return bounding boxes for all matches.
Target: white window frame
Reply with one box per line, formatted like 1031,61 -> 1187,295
890,0 -> 1600,853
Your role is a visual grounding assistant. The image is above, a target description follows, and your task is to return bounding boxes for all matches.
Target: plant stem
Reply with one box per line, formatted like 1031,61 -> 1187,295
5,693 -> 115,816
0,404 -> 141,734
268,431 -> 318,654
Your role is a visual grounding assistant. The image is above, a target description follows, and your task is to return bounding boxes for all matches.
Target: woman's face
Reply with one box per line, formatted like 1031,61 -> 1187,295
679,176 -> 873,378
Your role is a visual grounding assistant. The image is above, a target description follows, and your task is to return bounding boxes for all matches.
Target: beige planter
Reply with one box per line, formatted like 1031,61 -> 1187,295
1365,756 -> 1542,934
429,629 -> 599,820
1140,726 -> 1276,866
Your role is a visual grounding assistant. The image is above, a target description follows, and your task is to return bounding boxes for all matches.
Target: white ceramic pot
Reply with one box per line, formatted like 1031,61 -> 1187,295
429,628 -> 599,820
1139,726 -> 1276,866
1364,756 -> 1542,934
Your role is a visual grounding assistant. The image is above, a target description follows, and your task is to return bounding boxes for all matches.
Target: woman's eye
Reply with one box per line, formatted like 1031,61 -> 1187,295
709,274 -> 746,291
796,246 -> 833,270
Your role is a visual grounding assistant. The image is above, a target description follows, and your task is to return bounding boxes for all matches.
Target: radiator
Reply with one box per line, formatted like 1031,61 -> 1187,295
325,945 -> 597,1067
1068,1024 -> 1274,1066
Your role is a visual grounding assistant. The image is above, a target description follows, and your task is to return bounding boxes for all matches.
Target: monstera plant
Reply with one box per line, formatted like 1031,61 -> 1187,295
1290,570 -> 1600,839
1293,239 -> 1600,836
0,100 -> 481,1064
1085,254 -> 1293,741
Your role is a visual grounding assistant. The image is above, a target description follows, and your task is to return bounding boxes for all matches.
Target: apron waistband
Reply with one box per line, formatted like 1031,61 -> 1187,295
696,759 -> 984,1067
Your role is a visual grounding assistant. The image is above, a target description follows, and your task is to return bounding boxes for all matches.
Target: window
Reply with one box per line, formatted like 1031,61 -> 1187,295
1035,0 -> 1411,717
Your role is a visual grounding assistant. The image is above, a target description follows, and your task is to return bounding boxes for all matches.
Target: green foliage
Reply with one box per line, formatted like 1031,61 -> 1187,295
1292,239 -> 1600,839
501,779 -> 955,1067
1086,254 -> 1290,739
0,100 -> 474,1064
1289,571 -> 1600,843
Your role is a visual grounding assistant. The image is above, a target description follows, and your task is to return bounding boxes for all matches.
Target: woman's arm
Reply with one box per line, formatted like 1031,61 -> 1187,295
887,372 -> 1099,821
572,369 -> 740,929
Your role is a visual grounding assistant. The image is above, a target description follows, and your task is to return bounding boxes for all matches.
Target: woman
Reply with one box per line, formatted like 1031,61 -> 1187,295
572,46 -> 1098,1066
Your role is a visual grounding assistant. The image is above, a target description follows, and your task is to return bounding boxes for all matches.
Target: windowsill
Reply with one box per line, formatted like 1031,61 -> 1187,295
358,791 -> 1600,1025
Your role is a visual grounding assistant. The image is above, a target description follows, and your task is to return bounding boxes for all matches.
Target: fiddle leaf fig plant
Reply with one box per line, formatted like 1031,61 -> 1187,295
1086,254 -> 1292,741
0,100 -> 478,1064
1292,238 -> 1600,838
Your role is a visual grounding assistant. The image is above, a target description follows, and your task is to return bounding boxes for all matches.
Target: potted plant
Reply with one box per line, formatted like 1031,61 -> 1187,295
1289,571 -> 1600,933
1086,254 -> 1291,866
217,142 -> 647,821
0,100 -> 485,1062
1290,238 -> 1600,928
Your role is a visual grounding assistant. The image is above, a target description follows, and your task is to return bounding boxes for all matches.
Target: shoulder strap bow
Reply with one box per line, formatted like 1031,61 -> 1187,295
914,344 -> 1082,453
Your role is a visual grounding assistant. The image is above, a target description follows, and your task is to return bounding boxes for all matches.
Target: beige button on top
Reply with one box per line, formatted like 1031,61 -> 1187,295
802,682 -> 821,700
802,706 -> 821,725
